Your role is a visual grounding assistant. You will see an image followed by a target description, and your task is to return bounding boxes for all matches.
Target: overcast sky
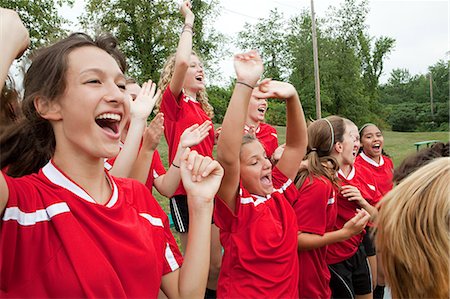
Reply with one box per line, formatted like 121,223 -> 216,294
60,0 -> 449,84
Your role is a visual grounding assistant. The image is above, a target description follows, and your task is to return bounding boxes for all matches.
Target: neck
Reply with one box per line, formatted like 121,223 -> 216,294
184,88 -> 197,100
245,118 -> 260,128
52,149 -> 111,205
340,164 -> 352,176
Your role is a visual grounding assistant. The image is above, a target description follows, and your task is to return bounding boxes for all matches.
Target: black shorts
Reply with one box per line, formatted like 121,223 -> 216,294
329,245 -> 372,298
362,229 -> 376,257
169,195 -> 214,233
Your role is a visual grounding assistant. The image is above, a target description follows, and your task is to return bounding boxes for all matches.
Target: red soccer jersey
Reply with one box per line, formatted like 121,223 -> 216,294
327,164 -> 382,265
1,161 -> 183,298
294,175 -> 337,299
160,86 -> 214,196
105,149 -> 166,192
245,123 -> 279,158
214,167 -> 299,299
355,152 -> 394,196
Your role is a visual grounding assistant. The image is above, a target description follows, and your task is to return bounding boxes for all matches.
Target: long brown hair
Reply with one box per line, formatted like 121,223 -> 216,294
295,116 -> 346,189
376,157 -> 450,299
0,33 -> 126,177
156,51 -> 214,118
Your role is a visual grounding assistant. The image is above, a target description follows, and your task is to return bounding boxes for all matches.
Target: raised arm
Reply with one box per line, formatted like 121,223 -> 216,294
169,0 -> 195,98
154,120 -> 212,197
216,51 -> 263,211
109,80 -> 160,177
128,113 -> 164,183
160,148 -> 223,298
0,8 -> 29,213
252,80 -> 307,180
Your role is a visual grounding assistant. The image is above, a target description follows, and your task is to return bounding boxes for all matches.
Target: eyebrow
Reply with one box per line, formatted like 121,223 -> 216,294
80,68 -> 125,81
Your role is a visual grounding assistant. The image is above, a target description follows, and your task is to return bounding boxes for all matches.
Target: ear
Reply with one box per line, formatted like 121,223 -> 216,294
334,141 -> 344,154
34,97 -> 62,121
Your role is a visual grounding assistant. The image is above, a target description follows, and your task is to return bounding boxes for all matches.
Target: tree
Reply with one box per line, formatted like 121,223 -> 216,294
81,0 -> 226,83
0,0 -> 73,50
236,9 -> 291,80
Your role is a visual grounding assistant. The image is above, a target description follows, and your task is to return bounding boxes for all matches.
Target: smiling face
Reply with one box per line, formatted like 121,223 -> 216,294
239,139 -> 273,196
360,125 -> 384,161
53,46 -> 128,160
183,54 -> 205,96
247,93 -> 268,125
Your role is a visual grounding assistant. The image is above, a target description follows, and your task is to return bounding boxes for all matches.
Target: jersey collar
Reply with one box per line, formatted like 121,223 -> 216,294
42,160 -> 119,208
360,152 -> 384,167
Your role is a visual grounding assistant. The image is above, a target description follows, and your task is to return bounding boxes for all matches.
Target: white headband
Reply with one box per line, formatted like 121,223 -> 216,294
323,118 -> 335,153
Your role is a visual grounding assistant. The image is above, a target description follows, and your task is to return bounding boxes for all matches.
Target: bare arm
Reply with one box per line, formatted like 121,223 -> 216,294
168,0 -> 195,98
160,149 -> 223,298
0,8 -> 29,213
253,80 -> 307,180
298,209 -> 370,250
109,80 -> 160,177
128,113 -> 164,183
216,51 -> 263,211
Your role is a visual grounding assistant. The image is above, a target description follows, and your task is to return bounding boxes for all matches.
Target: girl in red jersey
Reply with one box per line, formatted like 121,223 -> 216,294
294,116 -> 370,299
355,123 -> 394,299
155,2 -> 220,296
215,50 -> 308,298
0,10 -> 223,298
356,123 -> 394,196
327,118 -> 382,299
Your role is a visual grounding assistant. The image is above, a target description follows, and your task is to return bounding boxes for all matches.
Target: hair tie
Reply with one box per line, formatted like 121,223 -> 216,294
310,148 -> 317,152
323,118 -> 335,153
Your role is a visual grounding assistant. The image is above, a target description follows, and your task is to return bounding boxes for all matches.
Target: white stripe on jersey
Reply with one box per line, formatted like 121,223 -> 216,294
139,213 -> 164,227
165,243 -> 181,271
3,202 -> 70,226
327,197 -> 335,205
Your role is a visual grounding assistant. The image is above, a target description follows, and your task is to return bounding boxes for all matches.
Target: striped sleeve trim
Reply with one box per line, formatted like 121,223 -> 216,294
139,213 -> 164,227
165,243 -> 181,271
3,202 -> 70,226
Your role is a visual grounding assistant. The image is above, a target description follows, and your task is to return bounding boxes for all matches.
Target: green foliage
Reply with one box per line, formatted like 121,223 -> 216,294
380,60 -> 449,131
81,0 -> 226,83
207,85 -> 232,124
237,9 -> 291,80
1,0 -> 73,50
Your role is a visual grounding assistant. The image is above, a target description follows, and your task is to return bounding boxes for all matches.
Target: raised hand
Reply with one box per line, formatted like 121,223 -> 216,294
342,208 -> 370,237
180,148 -> 224,204
252,79 -> 297,101
0,8 -> 29,60
180,0 -> 194,21
234,50 -> 263,87
180,120 -> 212,148
130,80 -> 161,121
141,113 -> 164,151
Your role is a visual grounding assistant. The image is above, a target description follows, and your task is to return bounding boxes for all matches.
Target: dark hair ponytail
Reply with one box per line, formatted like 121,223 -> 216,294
0,32 -> 126,177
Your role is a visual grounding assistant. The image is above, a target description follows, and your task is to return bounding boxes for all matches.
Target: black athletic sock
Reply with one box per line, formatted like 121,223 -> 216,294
204,288 -> 217,299
373,285 -> 385,299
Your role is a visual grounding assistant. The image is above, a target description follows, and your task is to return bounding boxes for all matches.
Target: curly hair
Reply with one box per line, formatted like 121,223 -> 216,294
156,51 -> 214,118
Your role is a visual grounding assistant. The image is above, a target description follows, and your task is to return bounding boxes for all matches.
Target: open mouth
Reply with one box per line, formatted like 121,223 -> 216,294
257,107 -> 266,113
372,143 -> 381,150
195,75 -> 203,82
95,113 -> 121,135
260,174 -> 272,186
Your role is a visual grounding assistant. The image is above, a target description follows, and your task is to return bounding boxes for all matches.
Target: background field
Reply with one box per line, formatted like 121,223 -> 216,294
153,126 -> 449,217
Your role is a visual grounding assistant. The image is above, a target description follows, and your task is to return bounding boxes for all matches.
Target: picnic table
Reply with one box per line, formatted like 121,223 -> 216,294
413,140 -> 440,151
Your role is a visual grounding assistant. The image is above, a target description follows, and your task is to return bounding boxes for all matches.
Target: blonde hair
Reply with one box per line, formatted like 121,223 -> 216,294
375,157 -> 450,299
156,52 -> 214,118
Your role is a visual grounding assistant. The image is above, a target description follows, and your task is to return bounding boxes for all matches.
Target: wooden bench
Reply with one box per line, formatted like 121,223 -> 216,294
414,140 -> 440,151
